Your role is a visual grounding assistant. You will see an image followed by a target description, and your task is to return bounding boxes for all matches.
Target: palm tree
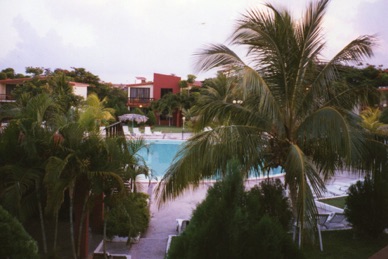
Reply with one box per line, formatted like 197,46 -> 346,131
78,93 -> 115,131
0,93 -> 60,256
157,0 -> 375,246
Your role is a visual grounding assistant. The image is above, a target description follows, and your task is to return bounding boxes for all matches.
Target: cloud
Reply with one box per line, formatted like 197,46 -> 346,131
0,0 -> 387,83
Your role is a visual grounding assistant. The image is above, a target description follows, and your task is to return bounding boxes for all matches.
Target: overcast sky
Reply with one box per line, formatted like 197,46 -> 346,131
0,0 -> 387,83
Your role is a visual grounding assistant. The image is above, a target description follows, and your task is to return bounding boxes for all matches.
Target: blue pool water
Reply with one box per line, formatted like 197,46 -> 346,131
138,140 -> 184,180
138,139 -> 283,181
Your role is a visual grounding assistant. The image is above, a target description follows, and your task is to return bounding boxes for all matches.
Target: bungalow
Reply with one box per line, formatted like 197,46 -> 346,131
125,73 -> 181,108
0,77 -> 90,103
125,73 -> 183,126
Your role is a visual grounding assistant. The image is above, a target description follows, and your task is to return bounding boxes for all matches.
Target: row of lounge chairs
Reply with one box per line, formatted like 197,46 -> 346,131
122,126 -> 163,137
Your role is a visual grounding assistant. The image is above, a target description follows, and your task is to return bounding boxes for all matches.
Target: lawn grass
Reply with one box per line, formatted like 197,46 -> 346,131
152,126 -> 190,133
303,230 -> 388,258
319,196 -> 347,209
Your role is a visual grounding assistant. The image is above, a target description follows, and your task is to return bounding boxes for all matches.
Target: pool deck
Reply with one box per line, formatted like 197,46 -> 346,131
89,133 -> 370,259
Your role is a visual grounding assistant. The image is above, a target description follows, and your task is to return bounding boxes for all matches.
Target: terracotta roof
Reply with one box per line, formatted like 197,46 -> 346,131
0,77 -> 92,88
0,77 -> 33,84
69,81 -> 90,87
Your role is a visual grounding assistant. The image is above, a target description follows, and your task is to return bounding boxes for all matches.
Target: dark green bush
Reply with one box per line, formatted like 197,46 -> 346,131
246,179 -> 292,230
106,192 -> 150,239
0,205 -> 39,259
345,176 -> 388,237
167,168 -> 303,259
146,110 -> 157,126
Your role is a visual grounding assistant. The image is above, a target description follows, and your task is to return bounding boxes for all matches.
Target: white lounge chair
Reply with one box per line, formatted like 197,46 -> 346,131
122,125 -> 131,137
133,127 -> 142,136
144,126 -> 153,136
176,219 -> 190,234
323,213 -> 349,230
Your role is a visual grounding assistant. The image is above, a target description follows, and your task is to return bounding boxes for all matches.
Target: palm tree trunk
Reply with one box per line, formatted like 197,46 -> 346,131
69,184 -> 78,259
36,182 -> 48,255
53,212 -> 58,253
288,182 -> 301,246
77,192 -> 90,258
103,207 -> 108,259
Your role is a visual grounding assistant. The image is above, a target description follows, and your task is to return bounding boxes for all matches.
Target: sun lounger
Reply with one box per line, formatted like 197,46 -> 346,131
122,125 -> 131,137
144,126 -> 153,136
132,127 -> 142,136
323,212 -> 350,229
176,219 -> 190,234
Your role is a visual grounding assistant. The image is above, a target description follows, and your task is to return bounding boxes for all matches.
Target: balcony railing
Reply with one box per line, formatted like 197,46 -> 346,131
127,97 -> 154,106
0,94 -> 15,102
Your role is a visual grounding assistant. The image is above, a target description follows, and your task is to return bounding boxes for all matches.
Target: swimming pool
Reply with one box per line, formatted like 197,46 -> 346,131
137,139 -> 283,181
138,139 -> 184,180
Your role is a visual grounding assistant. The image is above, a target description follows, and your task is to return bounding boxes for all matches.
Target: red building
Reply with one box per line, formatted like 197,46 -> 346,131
125,73 -> 183,126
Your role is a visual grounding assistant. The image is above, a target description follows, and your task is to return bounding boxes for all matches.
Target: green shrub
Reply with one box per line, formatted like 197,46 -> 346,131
0,205 -> 39,259
167,167 -> 303,259
106,192 -> 150,239
345,176 -> 388,237
146,110 -> 157,126
246,179 -> 292,230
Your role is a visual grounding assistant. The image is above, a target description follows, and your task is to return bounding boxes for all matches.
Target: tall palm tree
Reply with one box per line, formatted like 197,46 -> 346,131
0,93 -> 60,256
157,0 -> 375,245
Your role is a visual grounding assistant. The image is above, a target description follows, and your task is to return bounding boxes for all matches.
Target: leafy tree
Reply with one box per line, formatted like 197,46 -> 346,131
146,109 -> 157,126
152,93 -> 180,126
1,67 -> 16,79
0,205 -> 39,259
157,0 -> 375,246
78,93 -> 115,130
105,192 -> 150,242
345,176 -> 388,237
167,163 -> 302,259
26,66 -> 44,76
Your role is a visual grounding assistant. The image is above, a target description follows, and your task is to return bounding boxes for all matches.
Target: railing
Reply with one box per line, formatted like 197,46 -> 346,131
102,121 -> 123,138
0,94 -> 15,102
127,97 -> 154,106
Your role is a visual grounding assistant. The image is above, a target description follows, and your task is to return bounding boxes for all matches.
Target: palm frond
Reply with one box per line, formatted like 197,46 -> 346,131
284,144 -> 322,244
193,44 -> 246,73
156,125 -> 268,205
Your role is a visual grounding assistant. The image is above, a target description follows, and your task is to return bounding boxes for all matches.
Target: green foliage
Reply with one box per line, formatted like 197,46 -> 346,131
131,107 -> 144,115
0,72 -> 6,79
167,168 -> 302,259
146,110 -> 157,126
106,192 -> 150,239
345,176 -> 388,237
379,108 -> 388,124
26,66 -> 44,76
1,67 -> 16,78
246,179 -> 292,230
0,205 -> 39,258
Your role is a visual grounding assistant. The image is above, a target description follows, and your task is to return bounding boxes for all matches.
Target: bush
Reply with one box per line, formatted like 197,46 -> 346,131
167,167 -> 303,259
0,205 -> 39,259
246,179 -> 292,230
146,110 -> 157,126
106,192 -> 150,240
345,176 -> 388,237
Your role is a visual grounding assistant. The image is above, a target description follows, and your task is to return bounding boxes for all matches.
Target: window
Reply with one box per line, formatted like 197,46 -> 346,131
161,88 -> 173,97
130,88 -> 150,99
